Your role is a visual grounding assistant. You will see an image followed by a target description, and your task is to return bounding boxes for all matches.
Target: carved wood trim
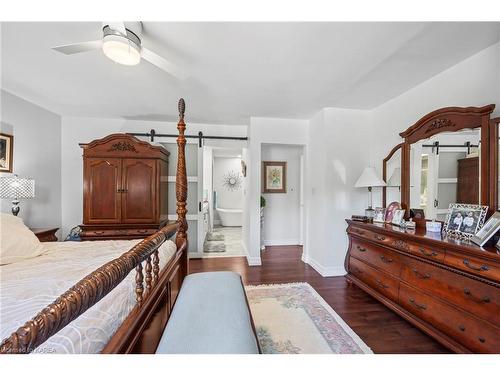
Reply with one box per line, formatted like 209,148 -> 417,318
399,105 -> 495,142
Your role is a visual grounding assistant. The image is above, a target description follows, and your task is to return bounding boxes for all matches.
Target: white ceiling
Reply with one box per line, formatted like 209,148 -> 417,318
1,22 -> 499,124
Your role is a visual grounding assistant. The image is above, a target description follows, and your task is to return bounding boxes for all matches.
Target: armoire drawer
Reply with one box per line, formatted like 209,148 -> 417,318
349,257 -> 399,302
401,258 -> 499,326
445,252 -> 500,282
399,284 -> 500,353
350,238 -> 402,276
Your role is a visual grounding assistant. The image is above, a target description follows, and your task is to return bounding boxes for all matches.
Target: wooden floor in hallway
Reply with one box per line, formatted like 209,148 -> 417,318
189,245 -> 450,354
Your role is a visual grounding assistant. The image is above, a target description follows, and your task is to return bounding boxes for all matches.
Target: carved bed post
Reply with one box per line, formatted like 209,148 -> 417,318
176,98 -> 189,274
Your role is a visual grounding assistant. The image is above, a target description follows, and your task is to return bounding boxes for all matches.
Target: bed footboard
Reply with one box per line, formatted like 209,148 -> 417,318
0,98 -> 190,354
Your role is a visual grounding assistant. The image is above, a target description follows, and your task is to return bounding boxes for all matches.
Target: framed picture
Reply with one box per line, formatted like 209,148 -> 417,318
410,208 -> 425,219
385,201 -> 401,223
373,207 -> 386,223
262,161 -> 287,193
471,212 -> 500,247
392,209 -> 405,226
443,203 -> 488,239
0,133 -> 13,173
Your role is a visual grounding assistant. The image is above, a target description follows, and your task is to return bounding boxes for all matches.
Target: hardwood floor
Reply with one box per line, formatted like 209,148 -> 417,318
190,245 -> 450,354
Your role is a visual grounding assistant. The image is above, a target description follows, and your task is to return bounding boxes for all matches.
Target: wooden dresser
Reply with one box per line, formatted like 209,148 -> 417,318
345,219 -> 500,353
79,134 -> 169,241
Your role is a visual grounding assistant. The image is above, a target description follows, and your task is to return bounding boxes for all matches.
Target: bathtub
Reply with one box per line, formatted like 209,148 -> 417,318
216,208 -> 242,226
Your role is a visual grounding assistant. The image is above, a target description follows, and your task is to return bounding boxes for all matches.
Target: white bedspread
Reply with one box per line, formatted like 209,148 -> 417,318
0,239 -> 176,354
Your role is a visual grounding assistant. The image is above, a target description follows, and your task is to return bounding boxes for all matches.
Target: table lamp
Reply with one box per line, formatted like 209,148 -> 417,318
355,166 -> 386,219
0,175 -> 35,216
388,167 -> 401,191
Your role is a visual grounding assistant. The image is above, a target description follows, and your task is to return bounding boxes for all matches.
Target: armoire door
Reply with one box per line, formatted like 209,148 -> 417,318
84,158 -> 122,224
121,158 -> 157,223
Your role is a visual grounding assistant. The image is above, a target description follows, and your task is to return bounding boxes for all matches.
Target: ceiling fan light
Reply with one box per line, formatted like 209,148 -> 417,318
102,38 -> 141,66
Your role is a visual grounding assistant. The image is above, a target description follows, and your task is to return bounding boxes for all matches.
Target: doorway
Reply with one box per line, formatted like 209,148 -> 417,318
201,142 -> 247,258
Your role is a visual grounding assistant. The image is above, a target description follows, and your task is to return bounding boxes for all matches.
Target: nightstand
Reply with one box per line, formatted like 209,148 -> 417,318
30,227 -> 59,242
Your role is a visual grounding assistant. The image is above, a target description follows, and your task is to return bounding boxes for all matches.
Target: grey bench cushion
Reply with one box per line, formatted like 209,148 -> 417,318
155,271 -> 259,354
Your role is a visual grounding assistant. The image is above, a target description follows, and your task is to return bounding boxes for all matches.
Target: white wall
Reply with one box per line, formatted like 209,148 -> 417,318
371,42 -> 500,208
246,117 -> 309,265
213,156 -> 243,220
305,108 -> 372,276
0,90 -> 62,232
261,144 -> 302,246
61,116 -> 247,237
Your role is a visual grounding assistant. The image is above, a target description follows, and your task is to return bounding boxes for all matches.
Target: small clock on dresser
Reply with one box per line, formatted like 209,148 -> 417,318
30,227 -> 59,242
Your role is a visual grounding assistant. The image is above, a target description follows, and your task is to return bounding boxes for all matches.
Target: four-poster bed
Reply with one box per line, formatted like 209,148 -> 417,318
0,98 -> 190,354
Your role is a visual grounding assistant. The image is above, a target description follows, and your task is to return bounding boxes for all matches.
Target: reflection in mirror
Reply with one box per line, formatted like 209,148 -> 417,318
385,149 -> 401,205
410,129 -> 481,221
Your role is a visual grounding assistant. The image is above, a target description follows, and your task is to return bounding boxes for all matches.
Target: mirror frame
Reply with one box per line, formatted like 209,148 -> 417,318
491,116 -> 500,212
382,142 -> 404,208
399,105 -> 496,218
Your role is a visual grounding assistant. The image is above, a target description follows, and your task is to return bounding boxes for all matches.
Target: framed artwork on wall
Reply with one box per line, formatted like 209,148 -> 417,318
262,161 -> 287,193
0,133 -> 13,173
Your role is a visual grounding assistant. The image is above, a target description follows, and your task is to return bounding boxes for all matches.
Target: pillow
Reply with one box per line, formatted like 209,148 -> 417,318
0,213 -> 44,265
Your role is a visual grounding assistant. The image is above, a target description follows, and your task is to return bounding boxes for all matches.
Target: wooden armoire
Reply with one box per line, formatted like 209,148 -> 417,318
79,133 -> 169,240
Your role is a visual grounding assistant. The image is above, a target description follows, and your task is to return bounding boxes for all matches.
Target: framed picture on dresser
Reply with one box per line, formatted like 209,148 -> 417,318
443,203 -> 488,239
472,211 -> 500,247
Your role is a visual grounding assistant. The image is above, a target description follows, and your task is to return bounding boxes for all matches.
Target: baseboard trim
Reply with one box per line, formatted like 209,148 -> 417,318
263,238 -> 300,246
305,257 -> 346,277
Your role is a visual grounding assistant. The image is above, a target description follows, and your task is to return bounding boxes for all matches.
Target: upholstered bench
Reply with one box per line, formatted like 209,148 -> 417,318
155,271 -> 260,354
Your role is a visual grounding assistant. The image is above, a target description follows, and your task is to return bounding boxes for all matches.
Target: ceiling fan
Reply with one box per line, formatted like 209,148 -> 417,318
52,22 -> 187,80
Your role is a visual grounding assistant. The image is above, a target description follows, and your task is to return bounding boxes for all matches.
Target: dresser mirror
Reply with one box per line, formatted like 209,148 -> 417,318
409,129 -> 481,221
382,143 -> 403,207
399,105 -> 496,218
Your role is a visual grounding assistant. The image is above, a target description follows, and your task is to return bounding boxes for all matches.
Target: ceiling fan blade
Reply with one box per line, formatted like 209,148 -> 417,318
141,48 -> 188,80
106,22 -> 127,35
52,40 -> 102,55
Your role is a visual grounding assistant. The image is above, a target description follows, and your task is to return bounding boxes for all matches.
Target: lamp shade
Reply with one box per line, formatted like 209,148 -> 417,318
355,167 -> 386,188
387,167 -> 401,187
0,175 -> 35,199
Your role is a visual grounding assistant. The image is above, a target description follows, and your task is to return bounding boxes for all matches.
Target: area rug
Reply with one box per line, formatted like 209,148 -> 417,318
245,283 -> 372,354
203,242 -> 226,253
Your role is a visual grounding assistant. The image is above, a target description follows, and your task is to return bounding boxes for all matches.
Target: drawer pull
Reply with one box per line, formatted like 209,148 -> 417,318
352,229 -> 365,235
94,231 -> 105,235
463,259 -> 489,272
380,255 -> 393,264
374,234 -> 386,241
463,288 -> 491,304
409,298 -> 427,310
376,279 -> 389,289
458,325 -> 466,332
412,268 -> 431,279
137,229 -> 148,233
350,266 -> 363,274
356,245 -> 367,252
478,337 -> 486,344
419,248 -> 438,257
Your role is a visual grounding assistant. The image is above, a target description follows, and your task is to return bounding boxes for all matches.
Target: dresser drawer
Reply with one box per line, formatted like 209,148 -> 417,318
126,228 -> 156,236
82,229 -> 120,237
399,284 -> 500,353
350,238 -> 402,276
408,243 -> 445,263
401,258 -> 500,326
348,226 -> 396,247
445,252 -> 500,282
349,257 -> 399,302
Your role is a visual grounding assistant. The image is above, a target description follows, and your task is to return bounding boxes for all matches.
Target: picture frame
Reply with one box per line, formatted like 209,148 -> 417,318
385,201 -> 401,223
391,209 -> 405,226
0,133 -> 13,173
262,161 -> 287,193
443,203 -> 488,239
373,207 -> 386,223
471,211 -> 500,247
